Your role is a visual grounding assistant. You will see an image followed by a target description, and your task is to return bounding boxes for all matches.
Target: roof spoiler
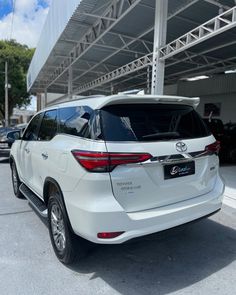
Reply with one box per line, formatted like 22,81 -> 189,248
98,94 -> 200,109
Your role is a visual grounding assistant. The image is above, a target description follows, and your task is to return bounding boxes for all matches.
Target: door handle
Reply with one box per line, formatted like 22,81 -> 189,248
41,152 -> 48,160
25,148 -> 30,154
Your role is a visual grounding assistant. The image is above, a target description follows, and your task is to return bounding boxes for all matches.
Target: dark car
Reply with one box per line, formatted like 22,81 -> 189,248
0,129 -> 21,158
203,119 -> 236,163
203,119 -> 224,141
223,122 -> 236,163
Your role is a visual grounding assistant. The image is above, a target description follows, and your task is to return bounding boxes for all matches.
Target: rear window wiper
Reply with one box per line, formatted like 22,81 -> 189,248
142,132 -> 180,139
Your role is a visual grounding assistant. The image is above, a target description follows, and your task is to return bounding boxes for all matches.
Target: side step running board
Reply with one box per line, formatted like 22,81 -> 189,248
20,183 -> 48,218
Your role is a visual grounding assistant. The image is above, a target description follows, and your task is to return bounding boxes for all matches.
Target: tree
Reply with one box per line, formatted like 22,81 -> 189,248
0,40 -> 34,119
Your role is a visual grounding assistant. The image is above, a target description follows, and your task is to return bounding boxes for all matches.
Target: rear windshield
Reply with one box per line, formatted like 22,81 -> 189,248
100,104 -> 210,142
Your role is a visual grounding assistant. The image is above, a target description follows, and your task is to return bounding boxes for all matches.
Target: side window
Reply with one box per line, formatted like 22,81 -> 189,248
59,106 -> 92,137
84,110 -> 103,140
38,110 -> 58,141
22,113 -> 42,141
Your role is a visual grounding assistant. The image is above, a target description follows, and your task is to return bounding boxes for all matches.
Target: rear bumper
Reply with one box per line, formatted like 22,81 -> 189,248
65,174 -> 224,244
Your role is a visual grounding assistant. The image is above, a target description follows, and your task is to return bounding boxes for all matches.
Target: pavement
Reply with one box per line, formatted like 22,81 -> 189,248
220,165 -> 236,209
0,158 -> 235,295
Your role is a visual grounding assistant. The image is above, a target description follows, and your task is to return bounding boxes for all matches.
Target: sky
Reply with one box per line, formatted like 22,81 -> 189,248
0,0 -> 51,48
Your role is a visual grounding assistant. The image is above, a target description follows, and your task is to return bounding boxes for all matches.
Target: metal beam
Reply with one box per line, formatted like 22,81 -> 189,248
82,12 -> 117,21
166,39 -> 236,69
167,50 -> 235,69
160,6 -> 236,60
203,0 -> 231,10
73,53 -> 152,94
46,0 -> 142,89
72,26 -> 154,84
166,55 -> 236,81
151,0 -> 168,95
41,0 -> 199,90
167,0 -> 200,19
69,0 -> 201,94
76,41 -> 147,55
68,66 -> 73,99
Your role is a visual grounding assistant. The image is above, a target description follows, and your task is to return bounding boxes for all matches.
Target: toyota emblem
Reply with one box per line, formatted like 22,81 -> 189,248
176,142 -> 187,152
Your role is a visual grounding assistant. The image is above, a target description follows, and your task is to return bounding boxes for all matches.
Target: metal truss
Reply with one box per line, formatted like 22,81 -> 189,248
160,6 -> 236,60
43,0 -> 201,91
72,0 -> 201,85
73,53 -> 153,95
204,0 -> 231,10
59,37 -> 148,56
166,55 -> 236,82
32,0 -> 236,96
167,0 -> 200,19
46,0 -> 142,89
72,27 -> 153,84
165,38 -> 236,69
167,50 -> 236,69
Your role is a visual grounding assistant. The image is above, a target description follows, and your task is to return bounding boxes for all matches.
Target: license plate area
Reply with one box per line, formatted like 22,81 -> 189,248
164,161 -> 195,180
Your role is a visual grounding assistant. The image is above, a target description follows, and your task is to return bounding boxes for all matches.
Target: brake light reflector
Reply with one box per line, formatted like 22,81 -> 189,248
205,141 -> 220,155
97,232 -> 124,239
71,150 -> 152,172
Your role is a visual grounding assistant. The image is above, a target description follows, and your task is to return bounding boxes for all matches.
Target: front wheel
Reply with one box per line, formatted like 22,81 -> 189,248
11,160 -> 24,199
48,192 -> 87,265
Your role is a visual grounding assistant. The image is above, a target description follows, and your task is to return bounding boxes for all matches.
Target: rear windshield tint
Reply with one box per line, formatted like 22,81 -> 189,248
100,104 -> 210,142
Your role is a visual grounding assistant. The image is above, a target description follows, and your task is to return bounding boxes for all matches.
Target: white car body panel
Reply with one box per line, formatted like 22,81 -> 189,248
10,94 -> 224,244
106,136 -> 218,212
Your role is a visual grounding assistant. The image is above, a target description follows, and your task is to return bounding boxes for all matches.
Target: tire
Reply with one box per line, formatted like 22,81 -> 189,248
48,191 -> 87,265
11,160 -> 24,199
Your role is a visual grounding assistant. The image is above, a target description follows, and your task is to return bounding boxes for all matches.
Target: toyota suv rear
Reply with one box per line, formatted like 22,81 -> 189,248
10,94 -> 224,264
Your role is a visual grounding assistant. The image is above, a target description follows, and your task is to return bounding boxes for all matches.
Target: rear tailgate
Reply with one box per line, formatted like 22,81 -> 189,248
106,138 -> 218,212
100,102 -> 218,213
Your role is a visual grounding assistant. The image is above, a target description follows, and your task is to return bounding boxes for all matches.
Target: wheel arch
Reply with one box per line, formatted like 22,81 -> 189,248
43,177 -> 74,233
9,156 -> 14,167
43,177 -> 63,206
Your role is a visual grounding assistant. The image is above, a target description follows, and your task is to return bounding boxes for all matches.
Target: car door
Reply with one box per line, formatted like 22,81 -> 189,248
17,113 -> 43,187
30,109 -> 58,197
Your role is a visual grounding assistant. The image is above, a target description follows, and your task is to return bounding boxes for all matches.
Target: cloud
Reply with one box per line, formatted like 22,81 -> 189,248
0,0 -> 51,48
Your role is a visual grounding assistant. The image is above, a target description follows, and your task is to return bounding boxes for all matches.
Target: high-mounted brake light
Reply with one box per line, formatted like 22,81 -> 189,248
97,232 -> 125,239
205,141 -> 220,155
71,150 -> 152,172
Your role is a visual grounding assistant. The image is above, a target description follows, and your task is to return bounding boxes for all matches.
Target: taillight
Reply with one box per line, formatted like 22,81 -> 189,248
71,150 -> 152,172
97,232 -> 124,239
205,141 -> 220,155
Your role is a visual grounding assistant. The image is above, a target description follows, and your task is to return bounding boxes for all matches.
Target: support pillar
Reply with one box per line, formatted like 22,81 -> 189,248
151,0 -> 168,95
68,66 -> 73,99
147,66 -> 151,94
44,88 -> 48,107
36,93 -> 42,111
5,61 -> 9,127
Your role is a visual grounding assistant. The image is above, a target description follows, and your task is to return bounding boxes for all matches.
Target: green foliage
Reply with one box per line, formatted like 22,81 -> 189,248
0,39 -> 34,118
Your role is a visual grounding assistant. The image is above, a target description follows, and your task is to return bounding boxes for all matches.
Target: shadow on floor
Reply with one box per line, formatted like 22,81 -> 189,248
0,158 -> 9,164
69,215 -> 236,295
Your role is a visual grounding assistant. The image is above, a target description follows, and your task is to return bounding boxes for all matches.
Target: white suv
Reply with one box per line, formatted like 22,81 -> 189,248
10,94 -> 224,264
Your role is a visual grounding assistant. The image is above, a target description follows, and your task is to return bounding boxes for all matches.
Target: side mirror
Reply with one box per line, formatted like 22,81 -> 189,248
7,130 -> 21,143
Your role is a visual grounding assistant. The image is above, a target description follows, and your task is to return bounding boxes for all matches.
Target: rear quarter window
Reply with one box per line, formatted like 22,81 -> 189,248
101,104 -> 210,142
58,106 -> 102,140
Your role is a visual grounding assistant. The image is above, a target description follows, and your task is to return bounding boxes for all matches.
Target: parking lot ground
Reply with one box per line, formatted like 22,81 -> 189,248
0,158 -> 235,295
221,165 -> 236,209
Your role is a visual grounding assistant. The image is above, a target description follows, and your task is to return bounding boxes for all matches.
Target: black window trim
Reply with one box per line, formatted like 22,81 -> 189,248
22,112 -> 44,142
58,105 -> 102,141
37,108 -> 59,142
